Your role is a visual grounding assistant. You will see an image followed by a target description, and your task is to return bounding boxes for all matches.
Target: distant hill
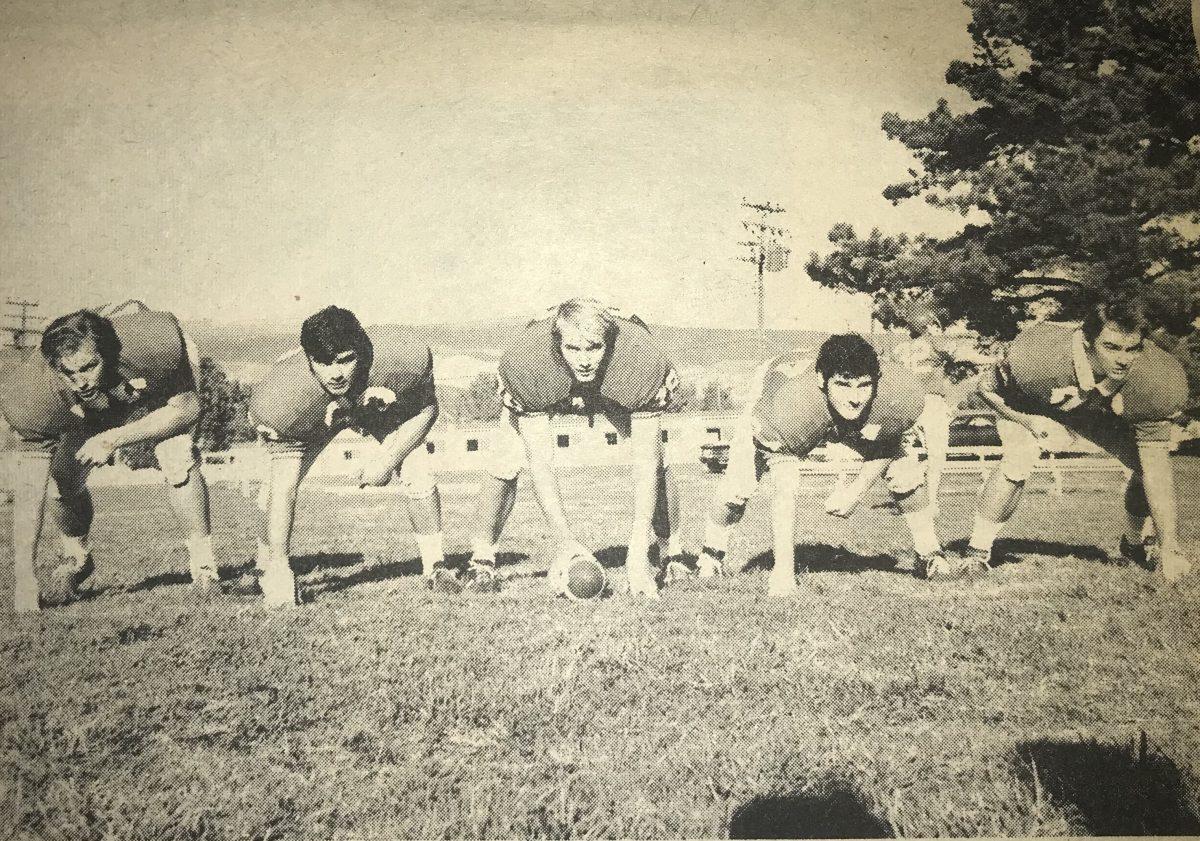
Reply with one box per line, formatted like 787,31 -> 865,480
185,317 -> 846,384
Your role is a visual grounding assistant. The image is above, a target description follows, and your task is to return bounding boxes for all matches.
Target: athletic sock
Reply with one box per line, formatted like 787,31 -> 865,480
60,535 -> 90,567
416,532 -> 445,577
471,537 -> 497,563
255,539 -> 271,573
186,534 -> 217,578
903,506 -> 941,556
969,514 -> 1003,553
702,521 -> 733,556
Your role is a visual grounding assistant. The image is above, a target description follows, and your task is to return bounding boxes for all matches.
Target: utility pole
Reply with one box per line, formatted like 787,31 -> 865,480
737,200 -> 790,341
4,299 -> 44,349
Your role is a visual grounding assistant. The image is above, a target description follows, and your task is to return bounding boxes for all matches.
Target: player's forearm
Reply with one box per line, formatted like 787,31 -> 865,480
526,455 -> 574,541
266,452 -> 306,551
770,463 -> 800,574
374,405 -> 438,473
626,417 -> 662,550
847,458 -> 890,503
109,393 -> 200,448
1139,444 -> 1180,549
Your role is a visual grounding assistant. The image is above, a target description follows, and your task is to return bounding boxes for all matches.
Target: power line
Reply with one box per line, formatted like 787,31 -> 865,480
4,299 -> 45,348
737,199 -> 791,335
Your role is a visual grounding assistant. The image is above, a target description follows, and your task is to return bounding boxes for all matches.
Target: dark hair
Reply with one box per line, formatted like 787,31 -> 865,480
41,310 -> 122,373
815,333 -> 881,382
1081,299 -> 1147,344
300,306 -> 374,371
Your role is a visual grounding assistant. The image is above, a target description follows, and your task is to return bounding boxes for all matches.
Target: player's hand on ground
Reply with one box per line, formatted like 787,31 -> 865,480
551,540 -> 594,593
625,555 -> 660,600
76,433 -> 120,468
1161,545 -> 1193,584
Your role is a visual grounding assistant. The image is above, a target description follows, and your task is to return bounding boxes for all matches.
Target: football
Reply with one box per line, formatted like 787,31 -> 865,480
565,555 -> 607,601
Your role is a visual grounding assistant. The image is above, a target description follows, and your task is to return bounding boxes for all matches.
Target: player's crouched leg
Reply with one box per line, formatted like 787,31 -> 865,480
396,445 -> 455,587
155,432 -> 219,590
697,428 -> 760,579
886,451 -> 958,581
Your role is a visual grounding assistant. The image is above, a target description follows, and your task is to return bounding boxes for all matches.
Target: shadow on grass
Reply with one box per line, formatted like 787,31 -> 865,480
291,552 -> 366,575
1015,735 -> 1200,835
730,780 -> 892,839
743,543 -> 902,575
945,537 -> 1111,567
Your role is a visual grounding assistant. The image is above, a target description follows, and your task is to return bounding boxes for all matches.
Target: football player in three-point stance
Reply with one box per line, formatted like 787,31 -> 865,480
0,302 -> 217,612
466,299 -> 681,599
699,334 -> 955,597
248,306 -> 446,607
965,300 -> 1192,581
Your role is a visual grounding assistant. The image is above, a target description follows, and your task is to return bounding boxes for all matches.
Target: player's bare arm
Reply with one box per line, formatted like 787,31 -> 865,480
76,389 -> 201,468
517,413 -> 577,546
824,457 -> 890,518
1137,440 -> 1189,580
624,411 -> 663,598
357,402 -> 438,488
767,456 -> 801,597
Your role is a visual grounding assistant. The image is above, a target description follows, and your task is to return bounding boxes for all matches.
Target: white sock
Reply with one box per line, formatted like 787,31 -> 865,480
703,521 -> 733,555
969,514 -> 1003,552
186,535 -> 216,576
657,533 -> 683,558
416,532 -> 445,577
61,535 -> 90,566
256,539 -> 271,573
903,507 -> 941,556
471,537 -> 497,563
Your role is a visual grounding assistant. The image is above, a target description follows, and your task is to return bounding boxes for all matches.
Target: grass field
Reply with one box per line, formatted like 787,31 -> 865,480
2,460 -> 1200,838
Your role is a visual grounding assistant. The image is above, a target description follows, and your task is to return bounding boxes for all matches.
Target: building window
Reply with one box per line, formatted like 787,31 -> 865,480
557,434 -> 570,448
426,441 -> 436,454
466,439 -> 479,452
661,430 -> 669,443
707,427 -> 722,442
343,450 -> 354,460
605,432 -> 618,446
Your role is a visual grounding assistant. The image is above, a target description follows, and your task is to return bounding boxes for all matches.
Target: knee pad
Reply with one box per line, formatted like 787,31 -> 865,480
155,437 -> 200,488
998,448 -> 1035,483
162,458 -> 197,489
885,455 -> 927,497
398,466 -> 438,500
484,444 -> 525,482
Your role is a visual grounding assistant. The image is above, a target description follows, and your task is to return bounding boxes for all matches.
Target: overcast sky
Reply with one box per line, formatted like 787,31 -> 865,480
2,0 -> 979,332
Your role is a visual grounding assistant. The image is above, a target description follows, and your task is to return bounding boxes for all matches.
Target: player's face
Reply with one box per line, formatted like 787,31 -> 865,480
54,338 -> 107,402
1088,324 -> 1144,383
559,327 -> 608,384
824,373 -> 877,422
309,350 -> 359,396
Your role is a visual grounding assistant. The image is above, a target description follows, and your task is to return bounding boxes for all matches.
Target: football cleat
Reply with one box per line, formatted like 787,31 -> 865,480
958,546 -> 992,577
1119,534 -> 1156,571
47,553 -> 96,605
697,548 -> 726,579
427,565 -> 463,595
463,561 -> 500,594
915,550 -> 963,581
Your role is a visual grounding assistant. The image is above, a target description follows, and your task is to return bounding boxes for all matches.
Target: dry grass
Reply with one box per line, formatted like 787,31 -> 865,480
1,461 -> 1199,838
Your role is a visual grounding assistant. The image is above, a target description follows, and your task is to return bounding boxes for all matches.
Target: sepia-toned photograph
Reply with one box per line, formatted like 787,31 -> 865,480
2,0 -> 1199,837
